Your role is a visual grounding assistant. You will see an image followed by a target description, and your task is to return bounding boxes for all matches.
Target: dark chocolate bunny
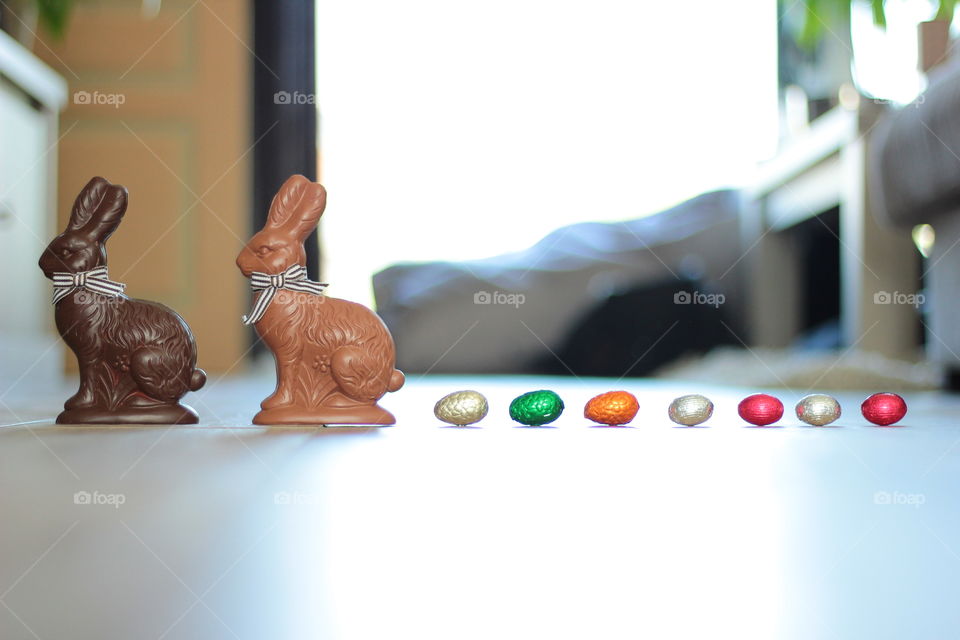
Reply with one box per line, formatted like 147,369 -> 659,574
38,177 -> 206,424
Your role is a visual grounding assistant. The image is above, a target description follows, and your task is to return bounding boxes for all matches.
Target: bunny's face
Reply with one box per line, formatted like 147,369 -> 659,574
39,230 -> 106,278
237,175 -> 326,278
38,177 -> 127,279
236,228 -> 306,277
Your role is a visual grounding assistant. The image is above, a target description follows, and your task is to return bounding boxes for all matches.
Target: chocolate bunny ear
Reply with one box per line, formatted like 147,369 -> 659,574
67,177 -> 128,240
265,174 -> 326,240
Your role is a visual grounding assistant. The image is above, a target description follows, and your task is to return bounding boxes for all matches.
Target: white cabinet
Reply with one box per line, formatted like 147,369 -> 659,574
0,78 -> 53,334
0,30 -> 66,372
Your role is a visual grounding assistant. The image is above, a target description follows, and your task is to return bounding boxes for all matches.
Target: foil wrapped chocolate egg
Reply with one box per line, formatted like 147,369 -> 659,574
668,394 -> 714,426
434,390 -> 489,426
738,393 -> 784,426
584,390 -> 639,425
861,392 -> 907,426
509,390 -> 564,426
795,393 -> 841,426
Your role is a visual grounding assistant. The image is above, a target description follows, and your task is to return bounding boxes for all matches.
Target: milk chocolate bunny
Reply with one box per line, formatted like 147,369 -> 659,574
38,177 -> 206,424
237,175 -> 404,425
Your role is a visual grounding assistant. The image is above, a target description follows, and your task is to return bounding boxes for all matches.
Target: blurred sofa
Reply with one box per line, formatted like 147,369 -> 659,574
869,57 -> 960,374
373,190 -> 746,375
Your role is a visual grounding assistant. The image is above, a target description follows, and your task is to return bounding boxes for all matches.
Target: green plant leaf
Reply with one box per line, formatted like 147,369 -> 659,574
35,0 -> 72,39
799,0 -> 826,50
795,0 -> 889,47
871,0 -> 887,28
935,0 -> 956,22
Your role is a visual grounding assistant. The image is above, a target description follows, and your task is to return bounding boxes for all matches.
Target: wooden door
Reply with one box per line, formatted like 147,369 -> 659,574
34,0 -> 253,372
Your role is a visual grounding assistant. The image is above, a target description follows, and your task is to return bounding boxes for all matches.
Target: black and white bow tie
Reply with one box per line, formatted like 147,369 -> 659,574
50,266 -> 126,304
243,264 -> 327,325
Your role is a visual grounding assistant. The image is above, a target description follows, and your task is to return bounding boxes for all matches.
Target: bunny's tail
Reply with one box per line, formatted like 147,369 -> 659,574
189,369 -> 207,391
387,370 -> 405,392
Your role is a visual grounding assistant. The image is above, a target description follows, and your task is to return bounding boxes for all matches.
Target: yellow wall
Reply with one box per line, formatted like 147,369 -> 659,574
36,0 -> 252,372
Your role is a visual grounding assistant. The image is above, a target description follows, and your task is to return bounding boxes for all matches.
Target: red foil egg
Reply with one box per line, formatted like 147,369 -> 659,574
861,392 -> 907,426
738,393 -> 784,426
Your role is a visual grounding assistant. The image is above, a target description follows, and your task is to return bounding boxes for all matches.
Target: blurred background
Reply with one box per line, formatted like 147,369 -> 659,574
1,0 -> 959,392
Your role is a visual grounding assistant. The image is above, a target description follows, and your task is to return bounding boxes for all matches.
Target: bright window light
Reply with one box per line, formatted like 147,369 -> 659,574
317,1 -> 778,306
850,0 -> 932,104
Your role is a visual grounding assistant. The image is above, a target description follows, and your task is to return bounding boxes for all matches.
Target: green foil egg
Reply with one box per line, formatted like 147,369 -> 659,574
509,390 -> 564,426
434,390 -> 489,426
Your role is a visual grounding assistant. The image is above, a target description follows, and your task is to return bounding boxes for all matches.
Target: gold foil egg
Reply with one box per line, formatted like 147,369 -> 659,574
668,394 -> 714,426
795,393 -> 841,426
434,390 -> 489,426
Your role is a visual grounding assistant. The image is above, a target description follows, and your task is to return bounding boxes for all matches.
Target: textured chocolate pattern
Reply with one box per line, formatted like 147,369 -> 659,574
38,177 -> 205,424
237,175 -> 404,425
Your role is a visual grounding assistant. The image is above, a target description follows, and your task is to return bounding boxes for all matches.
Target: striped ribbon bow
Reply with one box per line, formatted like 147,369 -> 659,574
243,264 -> 327,325
50,266 -> 126,304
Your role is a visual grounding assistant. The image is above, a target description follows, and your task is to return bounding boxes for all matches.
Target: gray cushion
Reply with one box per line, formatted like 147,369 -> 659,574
870,59 -> 960,228
373,190 -> 743,373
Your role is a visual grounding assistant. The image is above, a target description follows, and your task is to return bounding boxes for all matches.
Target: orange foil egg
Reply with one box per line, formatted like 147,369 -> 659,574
584,390 -> 639,426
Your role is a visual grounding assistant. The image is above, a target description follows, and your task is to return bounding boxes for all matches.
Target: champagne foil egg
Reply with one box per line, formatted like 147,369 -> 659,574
861,392 -> 907,426
509,390 -> 564,426
434,390 -> 489,426
584,390 -> 639,425
795,394 -> 841,426
668,394 -> 714,426
738,393 -> 784,426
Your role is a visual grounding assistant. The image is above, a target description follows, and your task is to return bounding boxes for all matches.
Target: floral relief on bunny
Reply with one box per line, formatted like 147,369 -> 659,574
237,175 -> 404,425
38,177 -> 207,424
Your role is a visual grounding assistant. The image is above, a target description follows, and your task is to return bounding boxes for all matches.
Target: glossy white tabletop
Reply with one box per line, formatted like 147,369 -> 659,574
2,376 -> 959,639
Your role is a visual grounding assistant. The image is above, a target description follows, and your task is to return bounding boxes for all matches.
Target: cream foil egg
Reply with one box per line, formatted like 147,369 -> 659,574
434,390 -> 489,426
